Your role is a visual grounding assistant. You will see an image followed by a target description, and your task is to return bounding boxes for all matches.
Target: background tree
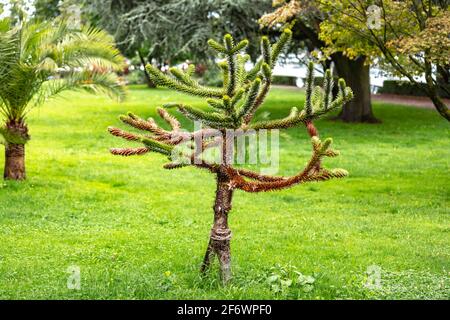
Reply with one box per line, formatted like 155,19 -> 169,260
0,16 -> 126,180
260,0 -> 379,123
108,29 -> 353,282
319,0 -> 450,122
33,0 -> 61,20
83,0 -> 273,87
4,0 -> 34,24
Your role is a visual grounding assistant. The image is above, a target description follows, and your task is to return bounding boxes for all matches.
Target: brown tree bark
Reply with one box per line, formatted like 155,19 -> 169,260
4,143 -> 26,180
200,170 -> 233,283
3,120 -> 28,180
427,93 -> 450,121
332,53 -> 380,123
425,61 -> 450,121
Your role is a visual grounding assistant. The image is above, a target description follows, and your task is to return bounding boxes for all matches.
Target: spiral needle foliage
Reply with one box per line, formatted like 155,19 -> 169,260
109,28 -> 354,282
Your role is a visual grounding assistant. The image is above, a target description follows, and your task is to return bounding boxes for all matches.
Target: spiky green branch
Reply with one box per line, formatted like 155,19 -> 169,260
109,28 -> 354,284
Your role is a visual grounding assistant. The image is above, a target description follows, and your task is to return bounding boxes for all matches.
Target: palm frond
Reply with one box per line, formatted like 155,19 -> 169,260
0,21 -> 18,79
0,128 -> 5,145
39,71 -> 126,103
0,19 -> 126,122
0,18 -> 11,33
53,25 -> 125,71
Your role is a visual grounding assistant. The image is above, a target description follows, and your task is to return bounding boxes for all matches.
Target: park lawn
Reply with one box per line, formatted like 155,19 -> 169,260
0,85 -> 448,300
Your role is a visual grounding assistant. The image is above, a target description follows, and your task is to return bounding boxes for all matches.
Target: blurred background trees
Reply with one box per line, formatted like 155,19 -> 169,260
1,0 -> 448,122
261,0 -> 449,122
319,0 -> 449,122
260,0 -> 379,123
83,0 -> 273,88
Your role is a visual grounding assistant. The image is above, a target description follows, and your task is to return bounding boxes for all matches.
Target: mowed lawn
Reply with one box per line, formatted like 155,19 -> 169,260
0,85 -> 448,299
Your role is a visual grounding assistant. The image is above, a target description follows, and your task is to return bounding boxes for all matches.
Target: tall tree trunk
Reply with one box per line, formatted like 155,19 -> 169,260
332,53 -> 380,123
425,61 -> 450,121
437,65 -> 449,84
427,93 -> 450,121
4,143 -> 26,180
137,50 -> 156,88
200,170 -> 233,283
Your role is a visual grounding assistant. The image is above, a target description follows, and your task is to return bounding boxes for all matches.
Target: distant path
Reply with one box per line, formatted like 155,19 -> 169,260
273,85 -> 449,110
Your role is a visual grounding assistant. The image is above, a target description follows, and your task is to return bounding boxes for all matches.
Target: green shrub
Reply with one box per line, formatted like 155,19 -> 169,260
378,80 -> 450,98
272,75 -> 297,86
126,70 -> 147,85
301,76 -> 338,87
196,67 -> 223,87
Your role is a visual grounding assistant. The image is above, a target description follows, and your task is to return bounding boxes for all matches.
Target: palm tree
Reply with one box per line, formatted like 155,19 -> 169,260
0,18 -> 126,180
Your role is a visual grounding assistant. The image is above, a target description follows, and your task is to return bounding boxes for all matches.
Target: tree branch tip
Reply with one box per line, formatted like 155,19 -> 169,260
332,169 -> 349,177
126,111 -> 137,119
163,103 -> 180,109
283,28 -> 292,35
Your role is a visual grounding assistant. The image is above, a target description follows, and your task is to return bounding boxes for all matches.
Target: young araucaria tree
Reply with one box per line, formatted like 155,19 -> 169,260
109,28 -> 353,283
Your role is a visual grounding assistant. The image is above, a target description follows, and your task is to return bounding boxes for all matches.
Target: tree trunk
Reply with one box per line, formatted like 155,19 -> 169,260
200,170 -> 233,284
332,53 -> 380,123
425,61 -> 450,121
4,143 -> 26,180
428,93 -> 450,121
3,120 -> 28,180
138,50 -> 156,88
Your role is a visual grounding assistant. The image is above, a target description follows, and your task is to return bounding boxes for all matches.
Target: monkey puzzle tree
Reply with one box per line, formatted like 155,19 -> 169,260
0,18 -> 125,180
108,29 -> 353,283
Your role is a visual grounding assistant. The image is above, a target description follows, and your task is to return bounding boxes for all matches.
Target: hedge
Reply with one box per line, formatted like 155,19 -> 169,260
272,75 -> 298,86
378,80 -> 450,98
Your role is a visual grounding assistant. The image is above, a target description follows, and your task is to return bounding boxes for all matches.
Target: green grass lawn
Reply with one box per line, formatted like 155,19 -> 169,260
0,85 -> 449,299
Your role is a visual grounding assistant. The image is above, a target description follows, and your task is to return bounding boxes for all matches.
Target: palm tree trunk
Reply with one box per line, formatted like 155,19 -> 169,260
4,142 -> 26,180
201,170 -> 233,283
3,120 -> 29,180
